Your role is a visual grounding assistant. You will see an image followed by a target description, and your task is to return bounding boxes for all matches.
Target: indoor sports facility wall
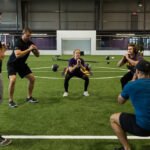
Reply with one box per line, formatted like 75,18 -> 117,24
2,30 -> 150,56
1,0 -> 150,56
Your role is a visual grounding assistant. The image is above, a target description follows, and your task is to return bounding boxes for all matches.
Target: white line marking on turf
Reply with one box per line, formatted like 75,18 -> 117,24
95,66 -> 127,70
35,76 -> 122,80
35,76 -> 62,79
32,67 -> 51,70
3,135 -> 150,140
91,76 -> 122,79
31,71 -> 126,73
31,66 -> 127,71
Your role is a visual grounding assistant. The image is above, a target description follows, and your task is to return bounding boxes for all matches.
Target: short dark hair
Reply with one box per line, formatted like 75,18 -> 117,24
136,60 -> 150,75
22,28 -> 32,34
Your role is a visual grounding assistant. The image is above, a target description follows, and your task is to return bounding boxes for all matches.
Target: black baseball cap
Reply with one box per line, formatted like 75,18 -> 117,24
136,60 -> 150,74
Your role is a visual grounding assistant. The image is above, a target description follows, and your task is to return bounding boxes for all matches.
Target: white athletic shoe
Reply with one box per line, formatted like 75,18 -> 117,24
83,91 -> 89,96
63,92 -> 68,97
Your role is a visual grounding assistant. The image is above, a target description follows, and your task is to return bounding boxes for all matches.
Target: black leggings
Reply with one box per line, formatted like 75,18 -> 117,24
120,71 -> 134,89
64,71 -> 89,92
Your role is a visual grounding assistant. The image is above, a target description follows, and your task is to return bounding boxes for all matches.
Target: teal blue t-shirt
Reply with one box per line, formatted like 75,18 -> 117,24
121,78 -> 150,131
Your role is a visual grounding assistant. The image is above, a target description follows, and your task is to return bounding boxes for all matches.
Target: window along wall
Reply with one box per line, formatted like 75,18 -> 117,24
96,35 -> 149,51
0,0 -> 22,31
1,33 -> 150,51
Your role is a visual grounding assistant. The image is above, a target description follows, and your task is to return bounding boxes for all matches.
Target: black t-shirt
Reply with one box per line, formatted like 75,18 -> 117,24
68,58 -> 84,67
68,58 -> 85,72
7,38 -> 33,65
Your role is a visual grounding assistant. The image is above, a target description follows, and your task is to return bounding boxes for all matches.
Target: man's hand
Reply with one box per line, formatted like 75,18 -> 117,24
28,44 -> 37,51
30,45 -> 40,57
15,44 -> 39,58
124,53 -> 130,59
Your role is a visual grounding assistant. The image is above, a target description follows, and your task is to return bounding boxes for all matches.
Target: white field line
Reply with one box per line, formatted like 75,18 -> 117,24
91,76 -> 122,79
29,71 -> 126,73
34,76 -> 122,80
2,70 -> 126,73
3,135 -> 150,140
31,66 -> 127,71
32,67 -> 51,70
2,66 -> 127,73
95,66 -> 127,70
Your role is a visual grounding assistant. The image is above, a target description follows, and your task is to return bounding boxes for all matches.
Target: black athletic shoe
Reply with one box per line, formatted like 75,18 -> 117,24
26,97 -> 38,103
0,136 -> 12,146
114,147 -> 125,150
9,101 -> 18,108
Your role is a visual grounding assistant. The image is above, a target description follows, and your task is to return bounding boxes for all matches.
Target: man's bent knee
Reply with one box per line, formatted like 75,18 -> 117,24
26,74 -> 35,83
110,113 -> 122,124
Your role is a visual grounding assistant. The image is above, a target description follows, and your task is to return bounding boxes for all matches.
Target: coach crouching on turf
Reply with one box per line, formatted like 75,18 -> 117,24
110,60 -> 150,150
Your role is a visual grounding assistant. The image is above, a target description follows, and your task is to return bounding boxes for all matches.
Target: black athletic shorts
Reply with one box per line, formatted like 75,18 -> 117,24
119,113 -> 150,136
7,63 -> 32,78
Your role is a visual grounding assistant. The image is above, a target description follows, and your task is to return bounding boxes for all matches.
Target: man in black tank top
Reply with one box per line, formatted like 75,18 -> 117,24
7,28 -> 40,108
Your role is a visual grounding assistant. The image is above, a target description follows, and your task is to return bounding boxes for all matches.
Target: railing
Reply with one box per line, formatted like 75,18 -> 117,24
0,33 -> 150,51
